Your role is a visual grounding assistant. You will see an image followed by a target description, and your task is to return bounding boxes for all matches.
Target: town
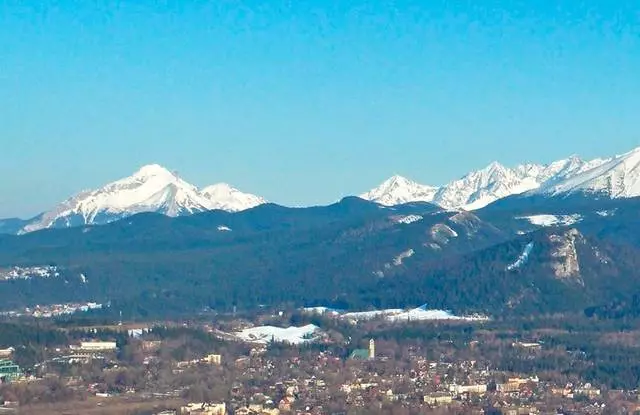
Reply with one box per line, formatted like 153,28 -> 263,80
1,306 -> 639,415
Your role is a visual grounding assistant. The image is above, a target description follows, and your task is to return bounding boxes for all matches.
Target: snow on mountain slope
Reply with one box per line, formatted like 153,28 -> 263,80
506,242 -> 535,271
200,183 -> 266,212
21,164 -> 266,233
360,175 -> 439,206
535,147 -> 640,198
362,154 -> 612,210
518,214 -> 583,227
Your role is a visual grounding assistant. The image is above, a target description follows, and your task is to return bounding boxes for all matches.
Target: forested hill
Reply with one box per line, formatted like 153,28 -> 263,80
0,196 -> 639,318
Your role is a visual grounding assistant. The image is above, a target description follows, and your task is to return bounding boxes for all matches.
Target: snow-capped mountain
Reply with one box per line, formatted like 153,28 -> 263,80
359,175 -> 439,206
434,156 -> 608,210
361,151 -> 617,210
536,147 -> 640,198
200,183 -> 267,212
432,161 -> 540,210
20,164 -> 266,234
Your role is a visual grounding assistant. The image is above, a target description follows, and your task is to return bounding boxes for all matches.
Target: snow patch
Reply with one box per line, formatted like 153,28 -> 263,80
302,307 -> 341,316
0,266 -> 60,281
430,224 -> 458,244
393,249 -> 415,266
393,214 -> 423,225
596,209 -> 616,217
506,242 -> 534,271
518,214 -> 582,227
591,246 -> 611,264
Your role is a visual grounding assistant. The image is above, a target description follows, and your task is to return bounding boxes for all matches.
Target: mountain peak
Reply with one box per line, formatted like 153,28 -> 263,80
132,164 -> 177,180
18,167 -> 266,233
360,175 -> 438,206
485,161 -> 504,170
200,183 -> 266,212
380,175 -> 420,189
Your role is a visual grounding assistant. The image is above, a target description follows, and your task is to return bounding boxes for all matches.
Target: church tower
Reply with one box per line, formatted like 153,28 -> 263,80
368,338 -> 375,360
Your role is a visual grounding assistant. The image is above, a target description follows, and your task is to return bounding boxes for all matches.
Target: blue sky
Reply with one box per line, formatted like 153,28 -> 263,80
1,1 -> 639,217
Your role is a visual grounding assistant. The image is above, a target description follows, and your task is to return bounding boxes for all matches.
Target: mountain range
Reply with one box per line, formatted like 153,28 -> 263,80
360,150 -> 636,209
0,188 -> 638,318
3,146 -> 639,235
0,145 -> 639,319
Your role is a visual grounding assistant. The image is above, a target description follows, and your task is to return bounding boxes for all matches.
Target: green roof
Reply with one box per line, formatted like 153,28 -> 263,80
0,359 -> 22,381
349,349 -> 370,360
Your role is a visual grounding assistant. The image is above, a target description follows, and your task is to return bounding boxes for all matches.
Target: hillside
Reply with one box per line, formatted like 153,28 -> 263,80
0,196 -> 639,317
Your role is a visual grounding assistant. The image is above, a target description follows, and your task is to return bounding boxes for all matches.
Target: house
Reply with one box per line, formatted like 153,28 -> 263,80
424,392 -> 453,405
512,341 -> 542,350
141,340 -> 162,351
180,402 -> 226,415
70,341 -> 117,352
0,348 -> 14,359
203,354 -> 222,365
247,404 -> 280,415
498,378 -> 531,393
501,406 -> 539,415
0,359 -> 23,382
279,396 -> 295,412
450,384 -> 487,395
573,383 -> 601,399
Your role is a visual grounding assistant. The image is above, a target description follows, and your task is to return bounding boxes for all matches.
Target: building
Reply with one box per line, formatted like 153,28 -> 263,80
348,349 -> 370,360
180,402 -> 226,415
349,338 -> 376,361
424,392 -> 453,405
0,359 -> 23,382
203,354 -> 222,365
450,384 -> 487,395
512,341 -> 542,350
74,341 -> 118,351
0,347 -> 14,359
141,340 -> 162,351
242,404 -> 280,415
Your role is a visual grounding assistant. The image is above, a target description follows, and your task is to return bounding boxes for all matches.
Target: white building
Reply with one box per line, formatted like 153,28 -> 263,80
72,341 -> 117,351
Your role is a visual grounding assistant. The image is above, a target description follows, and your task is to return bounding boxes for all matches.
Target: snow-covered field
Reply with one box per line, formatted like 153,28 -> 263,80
234,324 -> 320,344
386,305 -> 489,322
303,304 -> 488,323
342,309 -> 404,321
